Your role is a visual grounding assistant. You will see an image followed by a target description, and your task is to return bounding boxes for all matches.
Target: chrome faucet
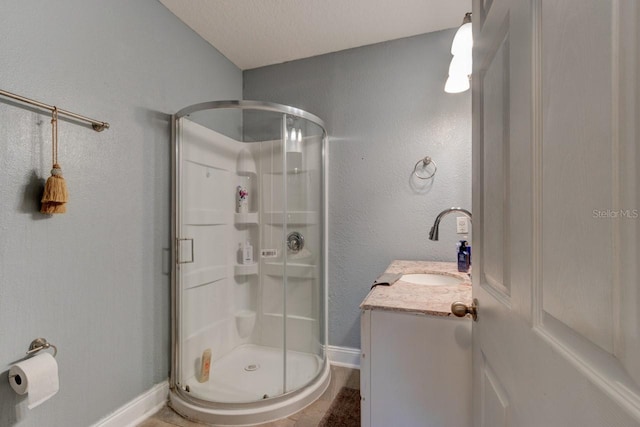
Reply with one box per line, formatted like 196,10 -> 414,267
428,207 -> 472,241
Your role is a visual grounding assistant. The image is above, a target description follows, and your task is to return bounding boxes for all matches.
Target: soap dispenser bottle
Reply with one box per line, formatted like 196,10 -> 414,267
457,240 -> 470,273
243,241 -> 253,265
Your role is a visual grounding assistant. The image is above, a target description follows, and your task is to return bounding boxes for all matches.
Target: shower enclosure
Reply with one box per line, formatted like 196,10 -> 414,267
170,101 -> 330,425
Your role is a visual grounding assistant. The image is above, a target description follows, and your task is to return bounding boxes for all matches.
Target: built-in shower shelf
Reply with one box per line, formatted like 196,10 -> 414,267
234,310 -> 257,339
234,263 -> 258,276
234,212 -> 259,225
237,148 -> 257,175
263,211 -> 319,225
263,262 -> 317,279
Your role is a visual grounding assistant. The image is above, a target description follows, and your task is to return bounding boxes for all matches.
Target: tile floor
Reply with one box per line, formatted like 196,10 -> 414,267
138,365 -> 360,427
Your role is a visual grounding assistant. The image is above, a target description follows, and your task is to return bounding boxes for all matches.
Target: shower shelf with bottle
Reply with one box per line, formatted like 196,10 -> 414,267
263,263 -> 318,279
235,155 -> 259,275
234,264 -> 259,276
263,211 -> 319,225
234,212 -> 259,225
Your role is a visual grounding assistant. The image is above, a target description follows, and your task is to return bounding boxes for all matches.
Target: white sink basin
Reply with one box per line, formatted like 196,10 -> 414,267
401,273 -> 463,286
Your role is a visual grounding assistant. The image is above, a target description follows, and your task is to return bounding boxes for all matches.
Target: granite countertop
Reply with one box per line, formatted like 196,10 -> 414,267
360,260 -> 472,317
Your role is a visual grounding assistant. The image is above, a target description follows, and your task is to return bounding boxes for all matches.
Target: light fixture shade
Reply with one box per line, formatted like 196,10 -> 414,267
445,13 -> 472,94
449,54 -> 472,77
451,22 -> 473,56
445,75 -> 470,93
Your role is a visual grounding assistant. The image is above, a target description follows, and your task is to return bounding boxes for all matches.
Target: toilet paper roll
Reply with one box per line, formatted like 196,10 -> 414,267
9,352 -> 59,409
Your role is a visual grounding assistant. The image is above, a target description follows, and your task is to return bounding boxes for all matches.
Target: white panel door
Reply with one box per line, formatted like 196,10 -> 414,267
473,0 -> 639,426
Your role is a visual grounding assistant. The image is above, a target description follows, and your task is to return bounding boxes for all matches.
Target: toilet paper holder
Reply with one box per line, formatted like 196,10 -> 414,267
8,338 -> 57,382
26,338 -> 57,358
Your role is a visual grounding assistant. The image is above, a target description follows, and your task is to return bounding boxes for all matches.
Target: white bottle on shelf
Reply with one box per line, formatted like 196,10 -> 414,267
243,241 -> 253,265
237,243 -> 244,264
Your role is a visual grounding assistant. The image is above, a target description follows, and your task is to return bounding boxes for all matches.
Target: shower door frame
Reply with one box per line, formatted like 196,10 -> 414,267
170,100 -> 329,409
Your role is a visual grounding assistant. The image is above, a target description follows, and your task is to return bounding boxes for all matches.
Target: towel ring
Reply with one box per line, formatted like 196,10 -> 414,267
413,156 -> 437,180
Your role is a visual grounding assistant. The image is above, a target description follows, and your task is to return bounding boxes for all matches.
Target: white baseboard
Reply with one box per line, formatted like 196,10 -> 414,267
91,380 -> 169,427
327,345 -> 361,369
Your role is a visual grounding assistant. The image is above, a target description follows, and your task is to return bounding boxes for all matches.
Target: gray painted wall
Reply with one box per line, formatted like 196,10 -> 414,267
0,1 -> 241,426
244,30 -> 472,349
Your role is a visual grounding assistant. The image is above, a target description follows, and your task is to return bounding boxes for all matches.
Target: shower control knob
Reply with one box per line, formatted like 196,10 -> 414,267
287,231 -> 304,253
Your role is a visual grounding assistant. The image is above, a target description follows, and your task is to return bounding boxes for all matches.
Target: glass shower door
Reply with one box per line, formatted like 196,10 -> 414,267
283,118 -> 326,394
176,111 -> 288,403
253,110 -> 287,399
173,104 -> 328,413
176,116 -> 240,401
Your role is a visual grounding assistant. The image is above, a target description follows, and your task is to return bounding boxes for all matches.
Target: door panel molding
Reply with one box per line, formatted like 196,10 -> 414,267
616,0 -> 640,389
530,0 -> 543,328
478,11 -> 512,305
531,0 -> 640,420
534,315 -> 640,420
476,0 -> 639,424
481,352 -> 510,427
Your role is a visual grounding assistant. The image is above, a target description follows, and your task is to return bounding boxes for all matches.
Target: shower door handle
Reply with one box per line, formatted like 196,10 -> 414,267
177,238 -> 194,264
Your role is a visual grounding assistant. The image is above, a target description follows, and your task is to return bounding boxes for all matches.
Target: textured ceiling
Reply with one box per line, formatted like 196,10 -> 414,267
159,0 -> 471,70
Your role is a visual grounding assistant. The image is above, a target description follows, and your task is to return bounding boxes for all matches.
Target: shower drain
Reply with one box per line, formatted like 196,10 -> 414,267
244,363 -> 260,372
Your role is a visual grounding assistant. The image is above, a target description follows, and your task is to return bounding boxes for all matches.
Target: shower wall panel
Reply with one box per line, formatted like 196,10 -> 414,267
179,119 -> 259,382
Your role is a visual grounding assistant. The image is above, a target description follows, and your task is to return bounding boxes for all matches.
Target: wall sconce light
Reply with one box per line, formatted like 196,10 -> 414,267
445,12 -> 472,94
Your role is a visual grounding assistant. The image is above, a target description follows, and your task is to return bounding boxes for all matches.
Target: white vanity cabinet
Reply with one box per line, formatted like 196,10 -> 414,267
360,309 -> 472,427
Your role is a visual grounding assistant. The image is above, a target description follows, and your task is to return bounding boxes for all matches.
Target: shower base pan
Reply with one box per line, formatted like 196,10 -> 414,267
170,344 -> 331,425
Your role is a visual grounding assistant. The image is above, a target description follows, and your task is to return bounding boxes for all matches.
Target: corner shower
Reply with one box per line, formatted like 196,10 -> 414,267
170,101 -> 330,425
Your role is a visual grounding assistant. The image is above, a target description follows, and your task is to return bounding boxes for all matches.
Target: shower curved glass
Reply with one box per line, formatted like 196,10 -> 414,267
169,101 -> 330,425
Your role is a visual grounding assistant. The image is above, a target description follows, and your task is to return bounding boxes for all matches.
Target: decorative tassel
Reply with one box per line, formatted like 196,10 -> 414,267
40,201 -> 66,214
41,164 -> 68,214
41,107 -> 68,214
